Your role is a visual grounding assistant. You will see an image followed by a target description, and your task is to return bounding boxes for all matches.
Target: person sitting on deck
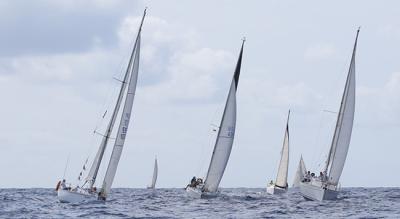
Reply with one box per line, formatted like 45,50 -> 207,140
190,176 -> 197,187
269,180 -> 274,185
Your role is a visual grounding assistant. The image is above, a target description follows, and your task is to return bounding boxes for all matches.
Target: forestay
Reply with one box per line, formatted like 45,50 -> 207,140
203,42 -> 244,193
324,29 -> 359,185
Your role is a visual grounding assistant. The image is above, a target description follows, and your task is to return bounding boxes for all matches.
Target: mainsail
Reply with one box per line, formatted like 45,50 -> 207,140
292,155 -> 306,187
203,41 -> 244,193
275,111 -> 290,188
149,158 -> 158,189
324,28 -> 359,185
100,31 -> 142,197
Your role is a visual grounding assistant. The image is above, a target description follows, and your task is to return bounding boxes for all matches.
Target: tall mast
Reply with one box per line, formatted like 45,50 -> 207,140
85,8 -> 147,188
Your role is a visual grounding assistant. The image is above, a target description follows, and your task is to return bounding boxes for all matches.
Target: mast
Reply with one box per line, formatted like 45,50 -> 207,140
203,39 -> 244,193
85,8 -> 147,188
323,28 -> 359,184
275,110 -> 290,188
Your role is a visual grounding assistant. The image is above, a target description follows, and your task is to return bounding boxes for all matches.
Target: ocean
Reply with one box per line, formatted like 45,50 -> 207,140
1,188 -> 399,218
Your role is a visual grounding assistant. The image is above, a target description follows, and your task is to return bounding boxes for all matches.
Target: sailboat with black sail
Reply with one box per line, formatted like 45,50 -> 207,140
185,40 -> 245,198
56,9 -> 147,203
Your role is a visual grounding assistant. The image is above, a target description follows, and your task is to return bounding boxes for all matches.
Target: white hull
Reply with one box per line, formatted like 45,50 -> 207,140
266,184 -> 287,195
299,182 -> 338,201
185,186 -> 218,199
57,189 -> 97,203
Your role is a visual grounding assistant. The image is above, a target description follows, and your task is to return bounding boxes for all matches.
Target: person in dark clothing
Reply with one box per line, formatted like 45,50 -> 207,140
190,176 -> 196,187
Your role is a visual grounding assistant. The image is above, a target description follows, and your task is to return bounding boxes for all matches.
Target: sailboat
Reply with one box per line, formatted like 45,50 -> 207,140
292,155 -> 307,188
266,111 -> 290,195
185,40 -> 245,198
299,28 -> 359,201
147,157 -> 158,189
56,9 -> 147,203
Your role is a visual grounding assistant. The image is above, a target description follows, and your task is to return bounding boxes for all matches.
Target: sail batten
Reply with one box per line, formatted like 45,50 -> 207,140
324,29 -> 359,185
203,41 -> 244,193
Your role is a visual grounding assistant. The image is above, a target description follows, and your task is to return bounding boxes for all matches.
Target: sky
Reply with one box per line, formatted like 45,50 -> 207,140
0,0 -> 399,188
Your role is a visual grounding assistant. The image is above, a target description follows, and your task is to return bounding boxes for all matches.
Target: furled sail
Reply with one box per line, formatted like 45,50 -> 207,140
324,29 -> 359,185
292,155 -> 306,187
203,41 -> 244,193
275,111 -> 290,188
150,158 -> 158,189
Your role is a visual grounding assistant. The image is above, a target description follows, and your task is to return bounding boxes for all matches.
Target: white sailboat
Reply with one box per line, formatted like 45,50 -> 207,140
185,40 -> 245,198
56,9 -> 147,203
299,28 -> 359,201
267,111 -> 290,195
292,155 -> 307,188
147,157 -> 158,189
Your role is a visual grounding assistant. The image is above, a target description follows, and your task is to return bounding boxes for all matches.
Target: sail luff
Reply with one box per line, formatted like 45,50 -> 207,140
324,29 -> 359,184
275,110 -> 290,188
203,41 -> 244,193
85,9 -> 147,188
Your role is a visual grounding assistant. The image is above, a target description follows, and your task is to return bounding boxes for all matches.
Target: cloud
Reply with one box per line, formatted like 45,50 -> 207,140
358,72 -> 400,125
304,43 -> 336,61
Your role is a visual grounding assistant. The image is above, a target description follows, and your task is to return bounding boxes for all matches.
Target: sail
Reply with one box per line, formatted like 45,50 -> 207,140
292,156 -> 306,187
150,158 -> 158,188
101,33 -> 141,196
275,111 -> 290,188
203,42 -> 244,193
85,9 -> 146,188
325,29 -> 359,185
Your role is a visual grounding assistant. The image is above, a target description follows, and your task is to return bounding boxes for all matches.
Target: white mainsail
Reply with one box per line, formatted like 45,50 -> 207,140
323,29 -> 358,186
292,155 -> 306,187
149,158 -> 158,189
203,42 -> 244,193
275,111 -> 290,188
85,10 -> 146,189
100,33 -> 141,197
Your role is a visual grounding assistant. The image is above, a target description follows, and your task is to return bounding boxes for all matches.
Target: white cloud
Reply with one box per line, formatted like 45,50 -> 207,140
304,43 -> 336,61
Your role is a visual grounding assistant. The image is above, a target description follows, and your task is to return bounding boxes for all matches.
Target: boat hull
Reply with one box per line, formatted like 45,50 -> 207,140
266,185 -> 287,195
57,189 -> 97,203
299,182 -> 338,201
185,186 -> 218,199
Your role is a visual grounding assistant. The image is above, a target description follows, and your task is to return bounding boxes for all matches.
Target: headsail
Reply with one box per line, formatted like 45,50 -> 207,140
324,28 -> 359,185
203,41 -> 244,193
275,110 -> 290,188
149,158 -> 158,189
292,155 -> 306,187
100,11 -> 145,197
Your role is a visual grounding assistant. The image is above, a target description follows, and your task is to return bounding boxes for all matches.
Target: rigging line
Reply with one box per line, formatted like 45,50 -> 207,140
62,153 -> 71,180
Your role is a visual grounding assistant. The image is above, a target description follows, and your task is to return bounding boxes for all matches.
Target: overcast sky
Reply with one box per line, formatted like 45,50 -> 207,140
0,0 -> 399,188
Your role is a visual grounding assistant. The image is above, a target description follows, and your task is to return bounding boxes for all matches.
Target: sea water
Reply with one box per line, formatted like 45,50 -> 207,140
1,188 -> 399,218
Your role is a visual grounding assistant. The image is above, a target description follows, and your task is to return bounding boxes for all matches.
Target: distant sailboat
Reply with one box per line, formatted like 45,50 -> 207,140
185,40 -> 245,198
266,111 -> 290,195
147,157 -> 158,189
299,28 -> 359,201
292,155 -> 306,188
56,9 -> 147,203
